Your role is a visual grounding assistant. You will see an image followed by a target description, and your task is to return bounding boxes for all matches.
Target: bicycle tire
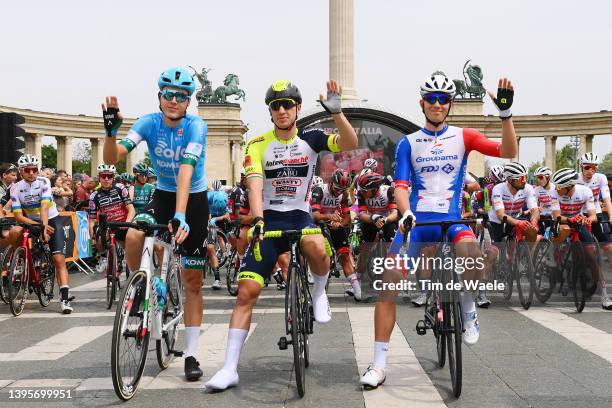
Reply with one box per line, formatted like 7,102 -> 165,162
515,244 -> 534,310
290,263 -> 306,398
446,295 -> 463,398
226,249 -> 239,296
106,245 -> 118,310
37,249 -> 55,307
216,230 -> 229,268
157,257 -> 182,369
533,241 -> 556,304
433,294 -> 446,368
571,244 -> 586,313
0,246 -> 15,304
8,246 -> 28,316
500,245 -> 513,301
111,269 -> 150,401
584,238 -> 600,298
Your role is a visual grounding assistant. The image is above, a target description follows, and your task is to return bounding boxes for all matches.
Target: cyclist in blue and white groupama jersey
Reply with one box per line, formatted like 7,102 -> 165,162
360,72 -> 519,389
101,67 -> 209,382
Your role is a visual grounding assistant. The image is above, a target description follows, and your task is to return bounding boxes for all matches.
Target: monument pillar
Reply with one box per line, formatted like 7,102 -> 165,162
56,136 -> 73,174
25,133 -> 43,163
544,136 -> 557,171
126,150 -> 137,174
91,137 -> 105,176
329,0 -> 357,100
197,103 -> 248,186
448,100 -> 487,175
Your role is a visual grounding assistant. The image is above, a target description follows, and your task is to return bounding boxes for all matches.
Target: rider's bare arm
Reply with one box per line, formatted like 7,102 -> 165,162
175,164 -> 194,214
125,204 -> 136,223
247,177 -> 264,219
332,113 -> 358,151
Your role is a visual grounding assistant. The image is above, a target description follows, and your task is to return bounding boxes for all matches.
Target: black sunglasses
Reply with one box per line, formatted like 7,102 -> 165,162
269,99 -> 297,111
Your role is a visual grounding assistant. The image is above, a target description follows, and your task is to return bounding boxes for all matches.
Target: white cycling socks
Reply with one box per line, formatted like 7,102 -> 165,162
183,326 -> 200,359
460,291 -> 476,315
312,272 -> 331,323
205,328 -> 247,390
373,341 -> 389,369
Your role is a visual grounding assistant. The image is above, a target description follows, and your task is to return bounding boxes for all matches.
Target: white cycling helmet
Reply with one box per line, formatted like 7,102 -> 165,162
97,164 -> 117,174
488,165 -> 505,183
364,158 -> 378,169
211,180 -> 223,191
552,168 -> 578,188
503,162 -> 527,179
420,72 -> 456,97
534,166 -> 552,177
580,152 -> 600,165
17,154 -> 40,169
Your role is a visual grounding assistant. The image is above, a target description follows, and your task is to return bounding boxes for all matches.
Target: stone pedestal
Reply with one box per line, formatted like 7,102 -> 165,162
449,99 -> 486,176
197,103 -> 248,186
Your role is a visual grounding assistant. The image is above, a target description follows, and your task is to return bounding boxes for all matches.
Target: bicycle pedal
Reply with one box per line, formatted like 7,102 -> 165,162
415,320 -> 428,336
278,336 -> 289,350
169,349 -> 184,357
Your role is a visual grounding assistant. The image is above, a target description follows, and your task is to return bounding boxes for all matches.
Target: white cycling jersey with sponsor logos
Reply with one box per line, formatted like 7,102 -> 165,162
488,182 -> 537,224
534,182 -> 556,216
10,177 -> 59,221
550,184 -> 595,217
311,184 -> 351,215
577,173 -> 610,214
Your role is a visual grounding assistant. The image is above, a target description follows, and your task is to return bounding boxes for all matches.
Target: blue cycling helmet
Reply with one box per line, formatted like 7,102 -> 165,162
147,167 -> 157,178
158,67 -> 195,96
211,192 -> 228,214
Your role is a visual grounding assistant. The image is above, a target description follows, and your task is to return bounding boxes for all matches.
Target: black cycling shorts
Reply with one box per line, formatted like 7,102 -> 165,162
360,220 -> 397,242
48,216 -> 67,256
135,189 -> 208,266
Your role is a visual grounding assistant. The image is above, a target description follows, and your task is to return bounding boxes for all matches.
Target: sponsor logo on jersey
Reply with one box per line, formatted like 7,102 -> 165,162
272,178 -> 302,187
421,165 -> 439,173
415,154 -> 459,163
265,156 -> 309,167
276,186 -> 298,194
442,164 -> 455,174
177,128 -> 183,137
154,140 -> 186,162
244,155 -> 252,167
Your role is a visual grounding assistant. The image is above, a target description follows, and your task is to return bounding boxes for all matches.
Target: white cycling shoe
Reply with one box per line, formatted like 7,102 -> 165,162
602,295 -> 612,311
359,365 -> 386,389
411,292 -> 427,307
462,311 -> 480,345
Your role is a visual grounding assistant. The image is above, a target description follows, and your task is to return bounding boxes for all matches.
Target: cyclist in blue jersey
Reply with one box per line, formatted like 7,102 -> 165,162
207,188 -> 230,289
102,67 -> 209,382
360,72 -> 519,389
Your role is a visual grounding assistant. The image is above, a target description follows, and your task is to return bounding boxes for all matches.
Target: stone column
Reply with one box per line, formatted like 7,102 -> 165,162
577,134 -> 593,157
56,136 -> 73,174
91,137 -> 105,176
126,151 -> 137,174
544,136 -> 557,171
26,133 -> 43,163
329,0 -> 357,99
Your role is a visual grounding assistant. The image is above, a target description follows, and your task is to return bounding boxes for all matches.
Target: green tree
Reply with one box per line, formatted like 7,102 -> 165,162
41,144 -> 57,170
528,160 -> 544,174
72,141 -> 91,175
143,151 -> 152,168
556,143 -> 576,170
600,151 -> 612,174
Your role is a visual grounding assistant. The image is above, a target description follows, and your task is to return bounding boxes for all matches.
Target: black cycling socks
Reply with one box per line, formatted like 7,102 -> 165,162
60,286 -> 69,302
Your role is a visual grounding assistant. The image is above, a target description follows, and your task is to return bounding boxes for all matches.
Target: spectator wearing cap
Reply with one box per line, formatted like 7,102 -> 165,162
1,163 -> 18,196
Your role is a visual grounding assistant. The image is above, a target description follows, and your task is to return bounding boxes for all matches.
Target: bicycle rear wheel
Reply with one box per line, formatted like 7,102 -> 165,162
106,246 -> 118,310
446,294 -> 463,398
157,257 -> 182,369
533,241 -> 556,303
111,269 -> 150,401
37,250 -> 55,307
8,247 -> 28,316
570,244 -> 586,313
515,243 -> 534,310
0,246 -> 15,304
216,230 -> 229,268
290,264 -> 306,397
430,293 -> 446,368
226,249 -> 239,296
499,245 -> 513,301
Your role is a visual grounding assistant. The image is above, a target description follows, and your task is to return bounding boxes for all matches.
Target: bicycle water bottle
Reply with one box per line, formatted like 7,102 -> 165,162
153,276 -> 167,310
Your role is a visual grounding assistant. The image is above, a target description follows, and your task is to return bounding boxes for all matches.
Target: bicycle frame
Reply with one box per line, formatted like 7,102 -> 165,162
18,228 -> 41,289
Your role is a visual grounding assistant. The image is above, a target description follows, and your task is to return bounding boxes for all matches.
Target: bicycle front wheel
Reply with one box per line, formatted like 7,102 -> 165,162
290,264 -> 306,398
0,246 -> 15,304
445,295 -> 463,398
226,249 -> 239,297
106,246 -> 118,310
533,241 -> 556,304
157,257 -> 183,369
515,243 -> 534,310
8,247 -> 28,316
570,244 -> 586,313
37,249 -> 55,307
111,269 -> 150,401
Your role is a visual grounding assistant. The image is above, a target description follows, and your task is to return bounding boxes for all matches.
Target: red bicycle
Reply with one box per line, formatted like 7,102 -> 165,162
7,222 -> 56,316
97,214 -> 128,309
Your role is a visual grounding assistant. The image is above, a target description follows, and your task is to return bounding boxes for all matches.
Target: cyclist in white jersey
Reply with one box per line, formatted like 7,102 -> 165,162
577,153 -> 612,266
550,168 -> 612,309
7,155 -> 74,313
487,162 -> 540,243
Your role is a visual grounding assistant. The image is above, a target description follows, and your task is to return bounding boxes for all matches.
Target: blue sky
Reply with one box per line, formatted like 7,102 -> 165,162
1,0 -> 610,166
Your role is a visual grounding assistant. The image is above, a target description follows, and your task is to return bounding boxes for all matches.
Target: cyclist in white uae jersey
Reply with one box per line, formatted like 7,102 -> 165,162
360,73 -> 519,389
102,67 -> 209,381
7,154 -> 74,313
550,168 -> 612,310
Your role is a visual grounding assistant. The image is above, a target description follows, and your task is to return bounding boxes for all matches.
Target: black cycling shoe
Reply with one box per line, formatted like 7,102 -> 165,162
184,356 -> 203,381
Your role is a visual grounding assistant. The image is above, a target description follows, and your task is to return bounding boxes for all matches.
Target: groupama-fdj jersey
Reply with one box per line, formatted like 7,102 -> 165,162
132,183 -> 155,214
243,128 -> 340,214
392,125 -> 501,257
118,113 -> 207,193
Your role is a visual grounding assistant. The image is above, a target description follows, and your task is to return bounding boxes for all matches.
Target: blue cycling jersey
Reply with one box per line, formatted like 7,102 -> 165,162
118,112 -> 207,193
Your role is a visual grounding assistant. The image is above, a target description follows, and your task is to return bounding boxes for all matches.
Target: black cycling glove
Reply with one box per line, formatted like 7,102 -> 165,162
103,107 -> 123,137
